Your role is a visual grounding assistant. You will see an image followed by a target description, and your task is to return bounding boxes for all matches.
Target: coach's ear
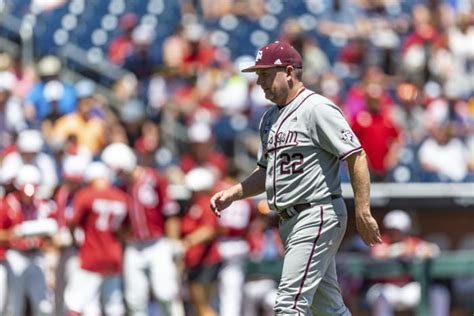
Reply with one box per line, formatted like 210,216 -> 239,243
286,65 -> 295,81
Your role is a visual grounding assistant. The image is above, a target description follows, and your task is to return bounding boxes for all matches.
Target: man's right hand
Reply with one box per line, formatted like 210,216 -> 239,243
356,213 -> 382,247
210,190 -> 234,217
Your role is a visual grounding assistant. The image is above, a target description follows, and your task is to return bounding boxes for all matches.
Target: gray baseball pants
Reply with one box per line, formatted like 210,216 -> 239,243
274,197 -> 351,316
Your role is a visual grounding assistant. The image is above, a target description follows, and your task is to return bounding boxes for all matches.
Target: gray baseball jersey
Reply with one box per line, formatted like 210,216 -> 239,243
257,88 -> 362,211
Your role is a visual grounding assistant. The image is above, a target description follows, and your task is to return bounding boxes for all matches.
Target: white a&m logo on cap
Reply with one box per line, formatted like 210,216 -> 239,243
256,50 -> 263,62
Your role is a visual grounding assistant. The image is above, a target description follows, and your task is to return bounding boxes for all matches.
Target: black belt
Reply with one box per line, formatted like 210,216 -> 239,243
278,194 -> 342,220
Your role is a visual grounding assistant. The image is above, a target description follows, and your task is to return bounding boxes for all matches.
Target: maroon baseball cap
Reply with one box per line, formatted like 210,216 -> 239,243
241,41 -> 303,73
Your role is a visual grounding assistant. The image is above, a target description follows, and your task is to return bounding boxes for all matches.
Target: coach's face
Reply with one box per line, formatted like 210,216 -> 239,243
256,67 -> 290,105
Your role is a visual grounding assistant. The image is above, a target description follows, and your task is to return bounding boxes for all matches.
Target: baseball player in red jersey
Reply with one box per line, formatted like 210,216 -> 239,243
211,41 -> 381,315
181,167 -> 221,316
5,164 -> 57,316
101,143 -> 184,316
0,195 -> 15,314
64,161 -> 128,316
53,155 -> 89,316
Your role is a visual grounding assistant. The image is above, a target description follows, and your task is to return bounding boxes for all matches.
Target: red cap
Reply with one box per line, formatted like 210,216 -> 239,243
241,41 -> 303,72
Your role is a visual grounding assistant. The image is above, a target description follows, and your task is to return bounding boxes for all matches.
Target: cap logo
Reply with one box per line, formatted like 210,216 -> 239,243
256,50 -> 263,62
274,59 -> 282,65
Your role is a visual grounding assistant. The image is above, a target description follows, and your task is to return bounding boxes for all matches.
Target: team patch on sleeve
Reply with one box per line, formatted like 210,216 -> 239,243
340,129 -> 355,144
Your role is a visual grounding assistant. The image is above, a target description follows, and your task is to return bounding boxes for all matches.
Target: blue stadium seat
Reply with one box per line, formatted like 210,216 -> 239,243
33,3 -> 69,54
5,0 -> 31,19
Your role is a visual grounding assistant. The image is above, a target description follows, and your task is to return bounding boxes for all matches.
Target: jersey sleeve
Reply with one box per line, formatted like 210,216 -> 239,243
312,102 -> 362,160
256,110 -> 271,168
70,189 -> 89,226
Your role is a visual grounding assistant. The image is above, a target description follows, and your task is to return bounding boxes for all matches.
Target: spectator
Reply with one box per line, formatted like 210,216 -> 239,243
392,82 -> 427,145
119,98 -> 147,147
134,120 -> 161,167
107,13 -> 138,66
425,80 -> 472,138
0,71 -> 26,151
52,80 -> 106,157
318,71 -> 344,106
344,66 -> 394,122
350,82 -> 402,181
366,209 -> 450,316
162,25 -> 188,70
336,36 -> 370,80
190,0 -> 265,20
316,0 -> 364,42
0,52 -> 36,100
279,19 -> 331,89
24,56 -> 77,126
123,24 -> 161,100
181,23 -> 218,76
448,13 -> 474,67
401,5 -> 442,85
418,121 -> 471,182
180,122 -> 228,180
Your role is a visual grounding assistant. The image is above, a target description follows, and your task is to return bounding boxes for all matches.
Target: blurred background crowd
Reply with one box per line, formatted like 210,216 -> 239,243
0,0 -> 473,315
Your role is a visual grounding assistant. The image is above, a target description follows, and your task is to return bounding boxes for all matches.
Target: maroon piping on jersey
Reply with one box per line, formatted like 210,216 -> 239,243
339,147 -> 363,161
292,206 -> 324,312
271,89 -> 315,211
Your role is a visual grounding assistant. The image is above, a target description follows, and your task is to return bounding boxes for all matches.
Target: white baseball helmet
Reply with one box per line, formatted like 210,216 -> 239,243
14,164 -> 42,189
184,167 -> 215,192
62,154 -> 91,180
84,161 -> 111,183
101,143 -> 137,173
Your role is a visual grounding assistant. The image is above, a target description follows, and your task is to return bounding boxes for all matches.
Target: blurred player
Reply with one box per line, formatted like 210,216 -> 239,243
101,142 -> 184,316
5,164 -> 57,316
2,129 -> 58,197
53,155 -> 89,316
214,175 -> 252,316
181,168 -> 221,316
64,162 -> 128,316
244,204 -> 284,316
0,191 -> 15,314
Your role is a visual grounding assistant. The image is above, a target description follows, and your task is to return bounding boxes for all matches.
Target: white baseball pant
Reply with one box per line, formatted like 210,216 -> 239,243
54,247 -> 79,316
64,267 -> 125,316
0,260 -> 9,314
124,238 -> 182,316
244,278 -> 278,316
6,249 -> 54,316
217,239 -> 249,316
274,197 -> 351,315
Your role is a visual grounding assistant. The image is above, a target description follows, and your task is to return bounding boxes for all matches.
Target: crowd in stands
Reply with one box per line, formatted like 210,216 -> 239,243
0,0 -> 473,315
